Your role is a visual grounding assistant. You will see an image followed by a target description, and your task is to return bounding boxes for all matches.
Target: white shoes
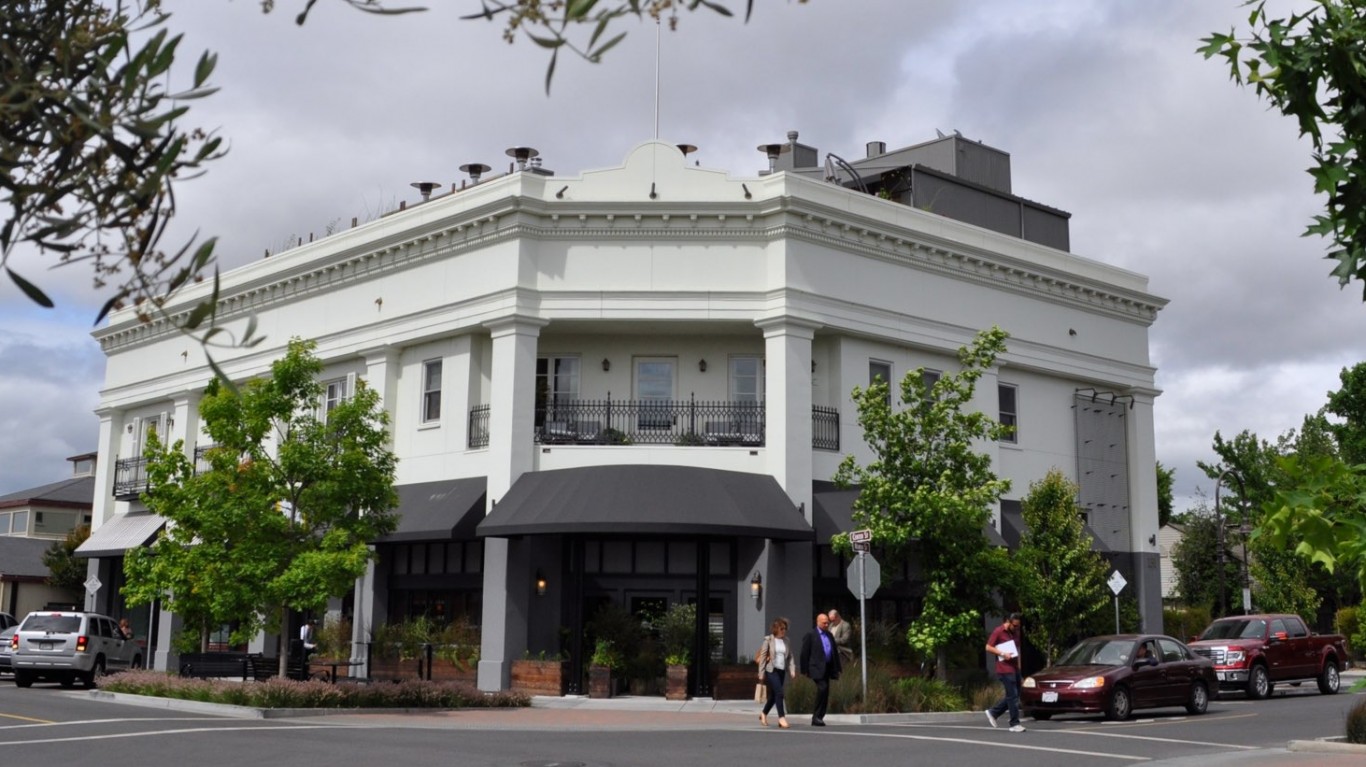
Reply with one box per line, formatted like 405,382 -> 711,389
1009,724 -> 1027,733
984,709 -> 998,728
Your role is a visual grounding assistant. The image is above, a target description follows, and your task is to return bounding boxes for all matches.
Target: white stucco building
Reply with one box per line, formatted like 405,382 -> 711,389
78,133 -> 1166,693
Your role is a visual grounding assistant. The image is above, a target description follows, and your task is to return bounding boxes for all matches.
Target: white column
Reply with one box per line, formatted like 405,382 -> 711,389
477,316 -> 544,691
91,409 -> 122,526
448,334 -> 474,451
757,317 -> 819,636
351,555 -> 377,674
170,391 -> 201,461
362,348 -> 401,432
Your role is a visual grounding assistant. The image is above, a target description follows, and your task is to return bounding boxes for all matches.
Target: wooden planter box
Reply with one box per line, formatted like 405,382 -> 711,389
511,659 -> 569,696
368,656 -> 476,685
710,663 -> 759,700
588,666 -> 614,698
665,664 -> 689,701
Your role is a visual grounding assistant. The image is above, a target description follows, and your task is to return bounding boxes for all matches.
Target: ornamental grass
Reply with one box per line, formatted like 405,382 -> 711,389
99,670 -> 529,709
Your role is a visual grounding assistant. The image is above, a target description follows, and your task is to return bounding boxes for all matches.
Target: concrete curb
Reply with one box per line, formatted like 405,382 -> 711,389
1286,737 -> 1366,755
86,691 -> 445,719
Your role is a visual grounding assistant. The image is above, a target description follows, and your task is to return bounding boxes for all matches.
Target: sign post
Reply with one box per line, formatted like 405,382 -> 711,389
846,530 -> 879,702
1107,570 -> 1128,634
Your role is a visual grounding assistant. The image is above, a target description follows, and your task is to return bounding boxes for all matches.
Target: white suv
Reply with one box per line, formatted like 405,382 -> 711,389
10,611 -> 142,688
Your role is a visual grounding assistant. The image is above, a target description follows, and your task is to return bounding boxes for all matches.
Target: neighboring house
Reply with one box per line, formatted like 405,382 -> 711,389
0,454 -> 95,617
78,133 -> 1166,692
1157,522 -> 1187,602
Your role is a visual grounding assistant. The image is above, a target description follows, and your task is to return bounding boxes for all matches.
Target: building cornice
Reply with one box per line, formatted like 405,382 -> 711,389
95,186 -> 1165,352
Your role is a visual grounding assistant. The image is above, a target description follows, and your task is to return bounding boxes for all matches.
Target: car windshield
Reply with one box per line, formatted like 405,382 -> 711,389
1198,619 -> 1266,640
1056,638 -> 1134,667
20,615 -> 81,633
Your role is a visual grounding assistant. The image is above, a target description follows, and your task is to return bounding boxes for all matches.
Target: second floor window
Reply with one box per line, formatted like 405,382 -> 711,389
729,356 -> 763,403
870,360 -> 892,405
421,360 -> 443,423
998,383 -> 1018,443
321,375 -> 353,419
536,356 -> 581,425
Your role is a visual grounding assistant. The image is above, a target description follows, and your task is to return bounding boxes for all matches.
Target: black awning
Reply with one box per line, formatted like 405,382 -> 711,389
377,477 -> 487,543
812,481 -> 858,542
476,465 -> 812,541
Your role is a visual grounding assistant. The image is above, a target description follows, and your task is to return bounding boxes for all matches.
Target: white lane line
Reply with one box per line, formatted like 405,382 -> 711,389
0,717 -> 241,731
1050,730 -> 1258,750
0,724 -> 348,746
787,728 -> 1149,761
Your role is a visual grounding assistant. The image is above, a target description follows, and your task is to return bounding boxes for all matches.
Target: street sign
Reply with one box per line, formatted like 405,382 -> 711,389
850,529 -> 872,544
1107,570 -> 1127,596
851,540 -> 871,553
846,553 -> 881,599
84,575 -> 102,596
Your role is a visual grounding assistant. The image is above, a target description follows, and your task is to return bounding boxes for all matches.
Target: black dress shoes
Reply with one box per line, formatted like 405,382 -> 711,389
811,719 -> 826,727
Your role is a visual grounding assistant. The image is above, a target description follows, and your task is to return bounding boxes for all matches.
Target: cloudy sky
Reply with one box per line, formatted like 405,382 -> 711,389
1,0 -> 1360,513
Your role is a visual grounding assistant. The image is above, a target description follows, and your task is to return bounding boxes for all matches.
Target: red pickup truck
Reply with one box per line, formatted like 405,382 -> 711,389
1186,614 -> 1348,699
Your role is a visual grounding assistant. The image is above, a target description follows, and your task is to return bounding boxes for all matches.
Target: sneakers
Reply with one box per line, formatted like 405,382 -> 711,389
1009,724 -> 1027,733
984,709 -> 999,728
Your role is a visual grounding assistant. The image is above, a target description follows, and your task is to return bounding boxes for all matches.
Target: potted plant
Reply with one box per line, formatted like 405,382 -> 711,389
659,603 -> 695,700
588,639 -> 621,698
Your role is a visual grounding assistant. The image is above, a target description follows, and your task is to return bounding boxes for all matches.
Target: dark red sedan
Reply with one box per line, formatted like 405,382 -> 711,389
1020,634 -> 1217,721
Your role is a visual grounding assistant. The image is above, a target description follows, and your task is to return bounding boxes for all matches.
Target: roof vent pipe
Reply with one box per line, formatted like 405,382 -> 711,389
410,181 -> 441,202
460,163 -> 492,184
866,141 -> 886,158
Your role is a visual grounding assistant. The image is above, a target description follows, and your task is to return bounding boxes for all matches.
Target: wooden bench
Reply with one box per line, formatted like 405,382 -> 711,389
178,652 -> 259,681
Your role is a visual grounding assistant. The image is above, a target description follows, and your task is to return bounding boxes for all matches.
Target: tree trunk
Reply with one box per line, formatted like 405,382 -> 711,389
936,646 -> 948,682
278,605 -> 290,678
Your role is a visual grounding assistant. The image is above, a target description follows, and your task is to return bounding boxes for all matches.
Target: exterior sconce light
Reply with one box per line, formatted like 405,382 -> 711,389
126,423 -> 134,433
750,572 -> 762,600
698,359 -> 707,373
601,358 -> 611,372
811,360 -> 816,373
1148,533 -> 1157,547
535,570 -> 548,597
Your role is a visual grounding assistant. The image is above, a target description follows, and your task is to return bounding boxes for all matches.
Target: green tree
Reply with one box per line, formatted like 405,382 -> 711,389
1171,503 -> 1243,614
1201,1 -> 1366,297
1012,469 -> 1110,664
833,326 -> 1013,679
1157,462 -> 1175,528
1259,452 -> 1366,594
1326,362 -> 1366,466
124,338 -> 398,673
42,524 -> 91,593
1,1 -> 225,326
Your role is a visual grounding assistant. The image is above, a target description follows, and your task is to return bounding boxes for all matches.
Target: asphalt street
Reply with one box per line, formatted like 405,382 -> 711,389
1,674 -> 1364,766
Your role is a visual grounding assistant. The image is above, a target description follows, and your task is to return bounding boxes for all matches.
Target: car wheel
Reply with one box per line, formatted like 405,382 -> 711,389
13,670 -> 33,688
84,658 -> 106,689
1248,664 -> 1272,700
1318,660 -> 1340,695
1185,681 -> 1209,715
1031,711 -> 1053,721
1106,685 -> 1132,721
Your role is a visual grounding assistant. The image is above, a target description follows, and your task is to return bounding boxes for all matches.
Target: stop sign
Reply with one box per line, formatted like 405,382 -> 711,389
846,553 -> 881,599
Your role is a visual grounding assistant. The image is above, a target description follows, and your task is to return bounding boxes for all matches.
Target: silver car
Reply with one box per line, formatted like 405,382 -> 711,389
0,626 -> 15,674
11,611 -> 142,688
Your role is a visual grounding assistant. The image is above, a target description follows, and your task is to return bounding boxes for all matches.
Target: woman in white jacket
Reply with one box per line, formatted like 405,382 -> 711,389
755,617 -> 797,728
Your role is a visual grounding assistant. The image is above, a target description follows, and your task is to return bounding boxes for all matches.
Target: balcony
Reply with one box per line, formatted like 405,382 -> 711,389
464,399 -> 839,450
113,456 -> 149,501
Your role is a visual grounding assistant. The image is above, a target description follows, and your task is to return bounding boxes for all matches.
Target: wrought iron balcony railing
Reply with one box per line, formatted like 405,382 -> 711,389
113,456 -> 150,500
468,405 -> 490,449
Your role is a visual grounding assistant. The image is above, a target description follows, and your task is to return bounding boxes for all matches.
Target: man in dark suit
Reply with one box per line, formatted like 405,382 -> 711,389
799,611 -> 842,726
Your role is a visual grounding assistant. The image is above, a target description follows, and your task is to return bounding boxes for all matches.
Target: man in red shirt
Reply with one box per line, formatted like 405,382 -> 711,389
984,612 -> 1025,732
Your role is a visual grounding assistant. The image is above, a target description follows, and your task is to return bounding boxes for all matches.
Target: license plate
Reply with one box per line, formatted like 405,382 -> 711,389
1216,671 -> 1226,681
1042,691 -> 1058,703
39,641 -> 53,651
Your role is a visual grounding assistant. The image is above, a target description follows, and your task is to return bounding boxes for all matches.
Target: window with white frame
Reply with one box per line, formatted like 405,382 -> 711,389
728,356 -> 764,403
921,369 -> 941,389
320,375 -> 353,419
998,383 -> 1018,443
421,359 -> 443,423
870,360 -> 893,405
535,356 -> 581,428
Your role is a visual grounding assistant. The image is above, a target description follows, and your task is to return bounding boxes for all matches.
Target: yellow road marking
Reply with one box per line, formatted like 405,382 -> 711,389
0,713 -> 55,724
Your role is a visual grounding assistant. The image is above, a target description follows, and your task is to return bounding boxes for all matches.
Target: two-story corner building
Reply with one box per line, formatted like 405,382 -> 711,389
77,133 -> 1166,693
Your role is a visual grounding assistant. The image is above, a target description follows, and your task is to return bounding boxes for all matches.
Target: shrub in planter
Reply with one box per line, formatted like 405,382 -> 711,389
1347,696 -> 1366,744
